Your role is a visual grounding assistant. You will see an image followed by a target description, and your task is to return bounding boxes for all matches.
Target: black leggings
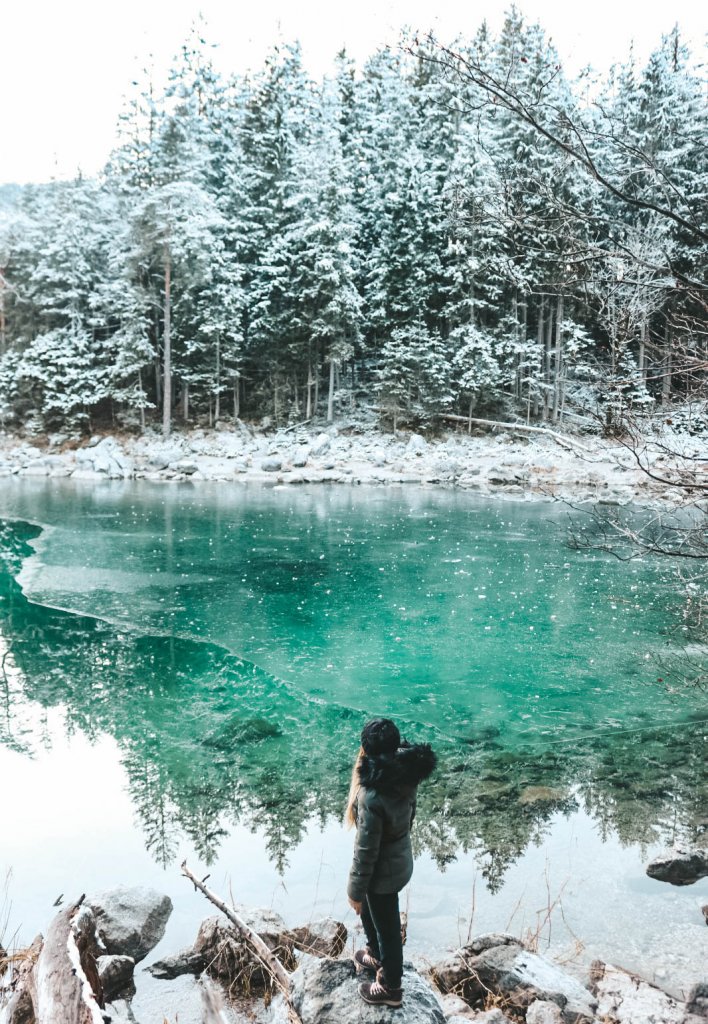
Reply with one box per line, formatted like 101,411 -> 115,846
360,891 -> 402,988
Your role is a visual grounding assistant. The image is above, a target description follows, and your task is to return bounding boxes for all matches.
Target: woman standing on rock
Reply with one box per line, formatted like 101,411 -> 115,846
346,718 -> 436,1009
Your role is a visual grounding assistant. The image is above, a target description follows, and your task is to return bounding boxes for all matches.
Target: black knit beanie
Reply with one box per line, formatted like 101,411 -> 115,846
361,718 -> 401,756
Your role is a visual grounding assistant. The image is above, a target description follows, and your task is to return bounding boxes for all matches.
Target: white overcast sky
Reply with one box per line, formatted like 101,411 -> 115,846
2,0 -> 705,185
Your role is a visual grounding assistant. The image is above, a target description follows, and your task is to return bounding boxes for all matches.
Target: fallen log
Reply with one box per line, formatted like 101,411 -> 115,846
1,900 -> 104,1024
34,899 -> 103,1024
440,414 -> 593,454
180,861 -> 302,1023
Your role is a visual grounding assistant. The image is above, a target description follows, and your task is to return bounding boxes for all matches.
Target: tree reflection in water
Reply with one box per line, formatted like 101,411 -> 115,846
0,519 -> 705,889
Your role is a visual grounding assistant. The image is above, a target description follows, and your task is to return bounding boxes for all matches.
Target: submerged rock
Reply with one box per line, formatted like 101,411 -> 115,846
87,886 -> 172,963
645,846 -> 708,886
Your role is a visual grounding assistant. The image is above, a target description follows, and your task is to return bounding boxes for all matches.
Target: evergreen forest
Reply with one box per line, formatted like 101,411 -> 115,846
0,11 -> 706,437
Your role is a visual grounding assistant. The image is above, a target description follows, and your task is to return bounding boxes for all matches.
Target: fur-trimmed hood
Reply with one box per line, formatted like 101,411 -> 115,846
358,742 -> 436,795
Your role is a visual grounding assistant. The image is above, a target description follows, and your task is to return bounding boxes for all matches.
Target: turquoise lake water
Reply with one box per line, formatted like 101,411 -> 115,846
0,478 -> 705,991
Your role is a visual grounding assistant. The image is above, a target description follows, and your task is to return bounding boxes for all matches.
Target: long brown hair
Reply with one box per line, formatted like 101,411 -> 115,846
344,746 -> 365,829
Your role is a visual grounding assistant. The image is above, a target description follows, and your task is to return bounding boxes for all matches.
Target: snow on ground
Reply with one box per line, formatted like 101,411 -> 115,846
0,420 -> 704,507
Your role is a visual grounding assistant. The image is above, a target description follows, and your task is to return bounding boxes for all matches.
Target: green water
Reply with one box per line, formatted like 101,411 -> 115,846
0,478 -> 706,983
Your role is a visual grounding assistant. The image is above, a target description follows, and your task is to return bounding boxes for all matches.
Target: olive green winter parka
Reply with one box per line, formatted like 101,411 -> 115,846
347,742 -> 436,902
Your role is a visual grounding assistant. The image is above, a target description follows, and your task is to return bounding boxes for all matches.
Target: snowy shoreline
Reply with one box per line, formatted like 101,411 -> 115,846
0,421 -> 700,508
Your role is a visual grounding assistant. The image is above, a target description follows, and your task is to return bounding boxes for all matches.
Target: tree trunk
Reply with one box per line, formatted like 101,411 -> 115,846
327,359 -> 335,422
305,362 -> 313,420
137,369 -> 145,432
0,272 -> 6,357
314,357 -> 319,414
639,318 -> 647,382
533,298 -> 544,419
154,357 -> 162,407
551,294 -> 564,423
182,381 -> 189,423
662,326 -> 672,406
543,301 -> 553,421
233,374 -> 240,419
214,332 -> 221,423
162,251 -> 172,439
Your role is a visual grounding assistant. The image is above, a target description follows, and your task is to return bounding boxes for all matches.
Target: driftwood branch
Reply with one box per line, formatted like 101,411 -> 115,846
180,860 -> 301,1021
440,413 -> 593,454
2,899 -> 104,1024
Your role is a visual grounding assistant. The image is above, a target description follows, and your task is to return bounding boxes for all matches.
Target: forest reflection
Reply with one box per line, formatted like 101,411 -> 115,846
1,518 -> 705,892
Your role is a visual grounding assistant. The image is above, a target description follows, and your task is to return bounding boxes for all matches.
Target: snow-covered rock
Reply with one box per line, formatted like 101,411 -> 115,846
646,846 -> 708,886
310,433 -> 331,457
433,935 -> 596,1023
526,1000 -> 565,1024
407,433 -> 427,454
589,961 -> 688,1023
291,447 -> 309,467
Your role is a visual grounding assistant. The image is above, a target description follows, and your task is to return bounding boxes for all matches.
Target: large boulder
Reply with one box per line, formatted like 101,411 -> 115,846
289,957 -> 445,1024
589,961 -> 687,1023
189,909 -> 295,987
646,846 -> 708,886
432,935 -> 596,1024
310,433 -> 331,457
87,886 -> 172,963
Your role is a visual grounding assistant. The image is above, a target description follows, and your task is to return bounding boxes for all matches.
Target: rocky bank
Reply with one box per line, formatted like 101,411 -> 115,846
1,886 -> 706,1024
0,419 -> 704,506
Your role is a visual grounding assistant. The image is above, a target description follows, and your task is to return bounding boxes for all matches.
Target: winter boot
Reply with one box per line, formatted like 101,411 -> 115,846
358,968 -> 403,1008
353,947 -> 382,975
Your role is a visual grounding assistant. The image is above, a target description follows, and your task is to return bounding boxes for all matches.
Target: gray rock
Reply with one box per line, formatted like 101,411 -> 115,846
434,934 -> 522,991
260,456 -> 282,472
310,433 -> 331,457
438,993 -> 473,1018
191,911 -> 296,985
87,886 -> 173,963
291,447 -> 309,468
686,982 -> 708,1018
439,994 -> 512,1022
407,433 -> 427,454
97,953 -> 135,1001
526,1000 -> 565,1024
290,957 -> 445,1024
288,918 -> 347,957
702,904 -> 708,925
171,459 -> 199,475
147,947 -> 206,979
590,960 -> 686,1023
433,936 -> 595,1023
646,846 -> 708,885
